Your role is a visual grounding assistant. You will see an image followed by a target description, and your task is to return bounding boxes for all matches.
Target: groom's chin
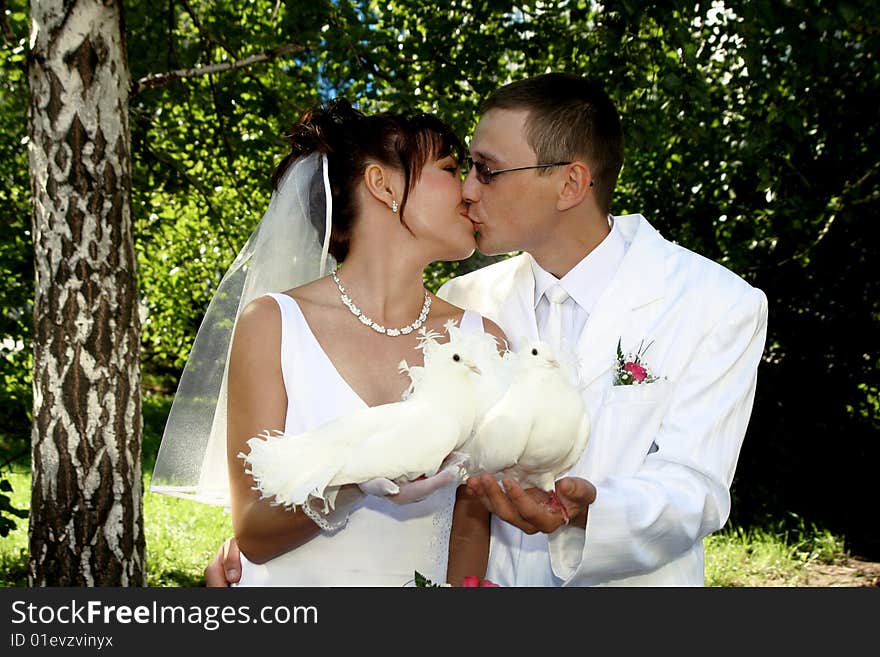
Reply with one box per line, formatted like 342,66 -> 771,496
475,234 -> 508,257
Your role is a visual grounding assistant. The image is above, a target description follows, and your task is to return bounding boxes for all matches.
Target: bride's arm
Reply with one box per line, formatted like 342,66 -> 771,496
226,296 -> 326,564
446,316 -> 507,585
447,485 -> 491,585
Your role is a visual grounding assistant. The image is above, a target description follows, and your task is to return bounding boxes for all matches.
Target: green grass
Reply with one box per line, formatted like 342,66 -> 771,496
142,477 -> 233,586
0,391 -> 852,587
0,469 -> 232,586
705,517 -> 847,587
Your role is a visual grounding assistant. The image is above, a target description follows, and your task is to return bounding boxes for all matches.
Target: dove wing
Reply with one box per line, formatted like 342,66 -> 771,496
332,398 -> 463,484
469,387 -> 532,475
554,406 -> 591,478
242,398 -> 411,506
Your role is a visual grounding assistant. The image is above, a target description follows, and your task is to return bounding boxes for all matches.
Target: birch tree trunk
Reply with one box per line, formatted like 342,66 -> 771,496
27,0 -> 144,585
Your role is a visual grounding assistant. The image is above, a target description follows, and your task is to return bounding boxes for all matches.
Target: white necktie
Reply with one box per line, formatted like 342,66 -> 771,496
544,284 -> 570,350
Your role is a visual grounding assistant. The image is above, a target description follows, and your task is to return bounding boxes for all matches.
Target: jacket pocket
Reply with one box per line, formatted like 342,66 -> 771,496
605,379 -> 672,405
579,381 -> 672,478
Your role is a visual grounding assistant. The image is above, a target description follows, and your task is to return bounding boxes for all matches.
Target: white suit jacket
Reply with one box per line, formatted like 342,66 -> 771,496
438,214 -> 768,586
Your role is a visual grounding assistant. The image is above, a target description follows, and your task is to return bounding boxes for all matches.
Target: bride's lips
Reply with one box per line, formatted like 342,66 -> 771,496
459,209 -> 478,230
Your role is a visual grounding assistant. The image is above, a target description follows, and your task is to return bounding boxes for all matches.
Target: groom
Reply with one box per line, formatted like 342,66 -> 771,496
206,73 -> 768,586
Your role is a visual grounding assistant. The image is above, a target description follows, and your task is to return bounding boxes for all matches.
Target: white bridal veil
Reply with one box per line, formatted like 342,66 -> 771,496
150,152 -> 335,506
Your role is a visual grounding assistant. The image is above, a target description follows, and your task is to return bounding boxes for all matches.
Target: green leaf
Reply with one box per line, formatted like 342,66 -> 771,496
414,570 -> 439,587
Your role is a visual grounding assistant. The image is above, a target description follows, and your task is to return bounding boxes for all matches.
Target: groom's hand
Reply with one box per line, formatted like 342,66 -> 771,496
465,474 -> 595,534
553,477 -> 596,528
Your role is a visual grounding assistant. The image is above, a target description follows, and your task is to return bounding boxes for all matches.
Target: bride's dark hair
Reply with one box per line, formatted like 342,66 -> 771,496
272,98 -> 465,262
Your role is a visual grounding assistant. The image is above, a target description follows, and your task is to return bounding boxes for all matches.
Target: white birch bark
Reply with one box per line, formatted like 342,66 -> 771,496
27,0 -> 144,586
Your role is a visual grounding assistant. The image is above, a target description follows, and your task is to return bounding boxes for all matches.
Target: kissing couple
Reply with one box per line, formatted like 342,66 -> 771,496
152,72 -> 768,587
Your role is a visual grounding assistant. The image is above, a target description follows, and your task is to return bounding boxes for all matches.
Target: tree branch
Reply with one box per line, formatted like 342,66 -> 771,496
131,43 -> 308,96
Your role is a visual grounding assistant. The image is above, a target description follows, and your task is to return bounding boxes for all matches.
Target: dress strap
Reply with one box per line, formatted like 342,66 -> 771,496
263,292 -> 298,347
262,293 -> 296,391
263,292 -> 310,339
264,292 -> 293,312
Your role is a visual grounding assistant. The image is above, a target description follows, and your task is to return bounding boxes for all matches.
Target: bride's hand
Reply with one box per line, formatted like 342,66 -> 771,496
205,537 -> 241,587
359,452 -> 468,505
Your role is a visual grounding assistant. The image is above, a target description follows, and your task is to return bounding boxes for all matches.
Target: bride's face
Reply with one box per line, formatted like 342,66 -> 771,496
403,154 -> 475,261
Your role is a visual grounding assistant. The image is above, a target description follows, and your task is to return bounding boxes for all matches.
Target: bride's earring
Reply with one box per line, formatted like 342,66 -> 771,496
391,200 -> 399,214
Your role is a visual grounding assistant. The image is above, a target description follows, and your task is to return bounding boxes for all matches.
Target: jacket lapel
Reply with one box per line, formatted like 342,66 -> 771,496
496,255 -> 539,350
574,215 -> 668,388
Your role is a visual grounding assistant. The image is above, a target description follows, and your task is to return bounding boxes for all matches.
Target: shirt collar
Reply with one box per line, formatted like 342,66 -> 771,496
529,216 -> 627,315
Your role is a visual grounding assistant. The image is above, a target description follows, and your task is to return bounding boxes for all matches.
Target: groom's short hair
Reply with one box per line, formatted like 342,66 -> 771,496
482,73 -> 624,215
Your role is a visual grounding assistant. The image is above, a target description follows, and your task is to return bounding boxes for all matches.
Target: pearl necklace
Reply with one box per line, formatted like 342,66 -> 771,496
332,271 -> 432,337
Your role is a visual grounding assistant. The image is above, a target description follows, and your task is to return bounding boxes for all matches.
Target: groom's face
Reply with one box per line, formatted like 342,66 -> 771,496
463,108 -> 560,256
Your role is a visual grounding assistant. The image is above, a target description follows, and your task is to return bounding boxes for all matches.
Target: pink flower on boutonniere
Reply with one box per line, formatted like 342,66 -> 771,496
412,571 -> 500,587
624,361 -> 648,383
614,339 -> 659,386
462,576 -> 500,587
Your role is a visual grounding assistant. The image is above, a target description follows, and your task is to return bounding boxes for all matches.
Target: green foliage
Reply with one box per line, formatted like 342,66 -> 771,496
3,1 -> 879,553
413,570 -> 441,587
0,470 -> 29,585
0,0 -> 33,537
0,478 -> 28,538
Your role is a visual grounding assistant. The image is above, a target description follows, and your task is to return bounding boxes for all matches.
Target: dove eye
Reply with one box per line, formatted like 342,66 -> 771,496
531,348 -> 538,356
453,354 -> 461,362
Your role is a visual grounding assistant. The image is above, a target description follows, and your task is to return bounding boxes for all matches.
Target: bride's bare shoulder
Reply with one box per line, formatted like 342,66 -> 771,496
234,295 -> 282,342
235,277 -> 336,338
280,277 -> 336,312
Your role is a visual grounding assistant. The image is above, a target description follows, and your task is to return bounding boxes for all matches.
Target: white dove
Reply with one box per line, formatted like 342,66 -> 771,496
241,323 -> 493,510
466,339 -> 590,521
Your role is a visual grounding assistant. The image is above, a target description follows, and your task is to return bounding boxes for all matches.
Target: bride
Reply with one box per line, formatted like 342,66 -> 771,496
152,99 -> 501,586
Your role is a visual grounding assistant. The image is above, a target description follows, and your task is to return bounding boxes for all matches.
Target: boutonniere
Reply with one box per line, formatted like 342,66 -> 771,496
411,571 -> 499,587
614,338 -> 660,385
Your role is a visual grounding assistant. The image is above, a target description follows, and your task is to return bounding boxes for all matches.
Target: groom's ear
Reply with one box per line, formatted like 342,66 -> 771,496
363,163 -> 399,210
556,161 -> 592,212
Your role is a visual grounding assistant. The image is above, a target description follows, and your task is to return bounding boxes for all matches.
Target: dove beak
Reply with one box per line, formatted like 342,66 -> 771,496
548,358 -> 560,368
467,363 -> 482,375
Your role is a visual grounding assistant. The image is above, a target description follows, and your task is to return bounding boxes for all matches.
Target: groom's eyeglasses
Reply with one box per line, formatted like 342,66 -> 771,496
465,157 -> 572,184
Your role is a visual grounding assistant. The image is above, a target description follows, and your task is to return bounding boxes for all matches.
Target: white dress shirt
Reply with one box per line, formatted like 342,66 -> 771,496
530,217 -> 628,345
507,218 -> 628,584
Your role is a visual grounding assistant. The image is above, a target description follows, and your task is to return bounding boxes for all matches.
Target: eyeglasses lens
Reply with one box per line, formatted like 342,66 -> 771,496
466,158 -> 492,184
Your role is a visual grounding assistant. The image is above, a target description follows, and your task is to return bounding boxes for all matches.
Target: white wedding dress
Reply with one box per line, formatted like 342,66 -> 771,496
235,293 -> 486,586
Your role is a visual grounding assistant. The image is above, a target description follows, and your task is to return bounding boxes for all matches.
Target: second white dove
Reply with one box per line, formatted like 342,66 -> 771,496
466,340 -> 591,495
